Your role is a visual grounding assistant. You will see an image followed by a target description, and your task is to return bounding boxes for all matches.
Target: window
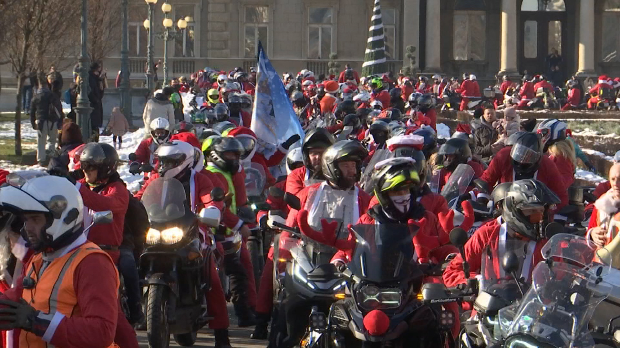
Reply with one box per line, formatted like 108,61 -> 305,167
603,0 -> 620,62
244,6 -> 269,58
174,5 -> 195,57
453,12 -> 486,60
308,7 -> 333,59
129,7 -> 148,57
521,0 -> 565,11
383,8 -> 398,60
524,20 -> 538,58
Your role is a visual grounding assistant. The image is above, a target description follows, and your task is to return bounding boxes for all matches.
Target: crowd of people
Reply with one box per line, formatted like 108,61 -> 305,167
1,62 -> 618,348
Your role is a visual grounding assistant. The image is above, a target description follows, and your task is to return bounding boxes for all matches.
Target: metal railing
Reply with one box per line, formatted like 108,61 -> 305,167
172,59 -> 195,75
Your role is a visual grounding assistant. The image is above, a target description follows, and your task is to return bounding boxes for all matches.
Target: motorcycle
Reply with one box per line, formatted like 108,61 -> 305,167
323,223 -> 455,347
244,161 -> 270,289
440,164 -> 494,237
496,233 -> 614,347
139,177 -> 222,347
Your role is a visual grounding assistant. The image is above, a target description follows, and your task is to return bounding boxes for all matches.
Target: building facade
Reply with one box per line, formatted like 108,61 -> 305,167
4,0 -> 620,85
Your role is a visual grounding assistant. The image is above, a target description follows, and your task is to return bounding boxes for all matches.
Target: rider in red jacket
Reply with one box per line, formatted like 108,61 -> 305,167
517,76 -> 536,110
285,128 -> 335,195
587,76 -> 613,109
458,75 -> 481,111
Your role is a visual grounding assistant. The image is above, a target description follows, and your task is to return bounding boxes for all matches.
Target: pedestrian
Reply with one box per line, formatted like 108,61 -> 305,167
30,72 -> 64,166
88,62 -> 106,142
107,107 -> 130,149
142,87 -> 175,135
21,70 -> 35,114
48,120 -> 84,174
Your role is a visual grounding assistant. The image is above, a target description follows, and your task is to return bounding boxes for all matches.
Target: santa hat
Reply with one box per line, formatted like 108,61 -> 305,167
324,80 -> 340,94
456,123 -> 472,135
343,86 -> 357,95
227,126 -> 259,159
302,79 -> 313,87
599,75 -> 609,84
170,132 -> 200,149
386,134 -> 424,152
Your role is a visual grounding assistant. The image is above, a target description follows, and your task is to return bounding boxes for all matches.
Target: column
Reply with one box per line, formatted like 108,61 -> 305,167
499,0 -> 519,77
424,0 -> 441,73
577,0 -> 596,76
402,0 -> 420,70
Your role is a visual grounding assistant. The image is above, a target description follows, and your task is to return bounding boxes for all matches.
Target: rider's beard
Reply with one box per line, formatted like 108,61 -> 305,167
0,232 -> 12,281
595,190 -> 620,215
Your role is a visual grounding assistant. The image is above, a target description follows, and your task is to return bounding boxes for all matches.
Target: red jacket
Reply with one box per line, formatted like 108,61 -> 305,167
458,80 -> 481,98
286,183 -> 372,228
252,150 -> 287,187
78,178 -> 128,263
480,146 -> 568,209
134,137 -> 158,166
549,154 -> 575,189
320,94 -> 338,115
443,219 -> 547,287
594,181 -> 611,199
402,85 -> 415,100
286,166 -> 309,196
519,82 -> 536,100
533,81 -> 554,93
422,108 -> 437,131
1,246 -> 118,347
231,110 -> 252,128
499,81 -> 513,95
257,179 -> 289,223
371,90 -> 391,109
589,83 -> 612,97
338,70 -> 360,84
566,88 -> 581,106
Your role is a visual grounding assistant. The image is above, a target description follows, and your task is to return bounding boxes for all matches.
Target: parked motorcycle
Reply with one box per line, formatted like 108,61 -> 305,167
139,177 -> 222,347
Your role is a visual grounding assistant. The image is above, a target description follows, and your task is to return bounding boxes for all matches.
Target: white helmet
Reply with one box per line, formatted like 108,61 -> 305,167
353,91 -> 371,102
370,100 -> 383,109
217,74 -> 227,84
0,176 -> 83,252
432,74 -> 441,80
470,74 -> 477,80
155,140 -> 195,179
286,147 -> 303,174
150,117 -> 171,145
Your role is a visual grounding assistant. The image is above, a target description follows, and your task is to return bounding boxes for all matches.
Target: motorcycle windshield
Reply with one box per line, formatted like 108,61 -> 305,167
498,261 -> 611,347
6,170 -> 48,187
348,224 -> 417,283
540,233 -> 611,275
440,164 -> 475,208
478,237 -> 531,295
360,149 -> 391,194
243,162 -> 266,198
141,177 -> 188,223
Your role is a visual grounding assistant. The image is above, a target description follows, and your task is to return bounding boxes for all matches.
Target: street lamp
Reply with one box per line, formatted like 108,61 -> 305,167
75,0 -> 92,141
120,0 -> 133,126
144,0 -> 157,93
148,1 -> 186,86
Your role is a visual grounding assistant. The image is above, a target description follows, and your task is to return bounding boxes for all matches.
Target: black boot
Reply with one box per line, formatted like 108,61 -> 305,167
214,329 -> 232,348
250,312 -> 270,339
234,302 -> 256,327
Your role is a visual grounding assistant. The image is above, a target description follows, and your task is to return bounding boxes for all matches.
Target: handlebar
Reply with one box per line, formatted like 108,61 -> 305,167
271,221 -> 302,238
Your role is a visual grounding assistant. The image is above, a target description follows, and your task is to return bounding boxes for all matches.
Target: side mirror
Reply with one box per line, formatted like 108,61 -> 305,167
269,186 -> 285,199
501,251 -> 520,275
473,179 -> 490,194
128,153 -> 137,161
237,206 -> 256,224
284,192 -> 301,211
92,211 -> 113,226
210,187 -> 225,202
197,207 -> 221,227
449,227 -> 468,249
544,222 -> 564,239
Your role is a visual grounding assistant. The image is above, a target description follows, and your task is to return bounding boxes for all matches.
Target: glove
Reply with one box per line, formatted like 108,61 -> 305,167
129,162 -> 142,175
0,299 -> 48,337
140,164 -> 154,173
68,169 -> 84,183
281,134 -> 301,150
438,200 -> 475,233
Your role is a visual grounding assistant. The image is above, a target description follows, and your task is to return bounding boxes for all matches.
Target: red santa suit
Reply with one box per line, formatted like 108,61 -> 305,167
372,90 -> 391,110
480,146 -> 568,209
499,81 -> 513,95
517,81 -> 536,110
562,88 -> 582,110
588,78 -> 613,109
458,79 -> 481,111
338,70 -> 360,84
548,153 -> 575,189
533,80 -> 554,93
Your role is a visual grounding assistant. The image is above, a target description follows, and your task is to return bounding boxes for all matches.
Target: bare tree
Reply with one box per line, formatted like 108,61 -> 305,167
88,0 -> 122,64
0,0 -> 80,156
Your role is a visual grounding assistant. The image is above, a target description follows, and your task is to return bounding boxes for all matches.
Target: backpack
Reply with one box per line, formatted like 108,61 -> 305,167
599,87 -> 614,100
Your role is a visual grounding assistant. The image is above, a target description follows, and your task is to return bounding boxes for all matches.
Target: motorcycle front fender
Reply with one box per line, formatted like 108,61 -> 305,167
146,272 -> 179,297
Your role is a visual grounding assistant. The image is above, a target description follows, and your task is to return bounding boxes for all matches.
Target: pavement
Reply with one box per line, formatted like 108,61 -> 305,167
137,304 -> 269,347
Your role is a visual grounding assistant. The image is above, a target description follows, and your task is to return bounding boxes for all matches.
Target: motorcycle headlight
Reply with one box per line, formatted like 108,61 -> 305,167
293,264 -> 316,290
160,227 -> 184,244
146,228 -> 161,244
357,285 -> 402,310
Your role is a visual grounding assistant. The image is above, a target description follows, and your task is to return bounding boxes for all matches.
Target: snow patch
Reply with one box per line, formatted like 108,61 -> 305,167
575,169 -> 606,184
582,148 -> 615,162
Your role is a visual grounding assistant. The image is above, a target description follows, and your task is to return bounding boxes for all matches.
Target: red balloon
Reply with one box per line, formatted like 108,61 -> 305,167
363,309 -> 390,336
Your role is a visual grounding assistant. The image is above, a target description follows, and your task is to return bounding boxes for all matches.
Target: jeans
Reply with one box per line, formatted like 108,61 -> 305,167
118,247 -> 142,320
22,85 -> 33,111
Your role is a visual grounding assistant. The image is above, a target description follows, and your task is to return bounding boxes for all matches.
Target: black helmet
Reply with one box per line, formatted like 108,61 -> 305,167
438,138 -> 472,172
372,158 -> 421,220
505,131 -> 526,146
228,93 -> 243,111
344,68 -> 354,81
411,126 -> 438,159
343,113 -> 362,132
389,88 -> 402,100
302,128 -> 336,170
321,140 -> 368,189
385,108 -> 402,121
207,136 -> 244,173
212,121 -> 236,135
408,92 -> 421,109
291,91 -> 305,103
417,94 -> 435,113
317,85 -> 326,99
522,74 -> 532,82
392,148 -> 428,186
510,132 -> 542,177
369,120 -> 389,145
503,179 -> 560,240
213,103 -> 230,122
335,99 -> 356,119
79,142 -> 119,183
174,120 -> 194,134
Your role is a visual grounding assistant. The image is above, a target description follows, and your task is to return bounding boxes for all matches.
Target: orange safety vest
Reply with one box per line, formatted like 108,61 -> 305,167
20,241 -> 120,348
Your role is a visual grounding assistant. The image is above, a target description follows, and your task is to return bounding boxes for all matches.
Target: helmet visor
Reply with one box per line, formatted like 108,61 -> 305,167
158,154 -> 187,173
511,143 -> 541,165
438,142 -> 464,156
237,137 -> 256,160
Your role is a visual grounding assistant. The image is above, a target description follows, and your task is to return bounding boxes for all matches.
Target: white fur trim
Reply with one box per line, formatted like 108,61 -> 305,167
374,157 -> 416,170
386,134 -> 424,151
